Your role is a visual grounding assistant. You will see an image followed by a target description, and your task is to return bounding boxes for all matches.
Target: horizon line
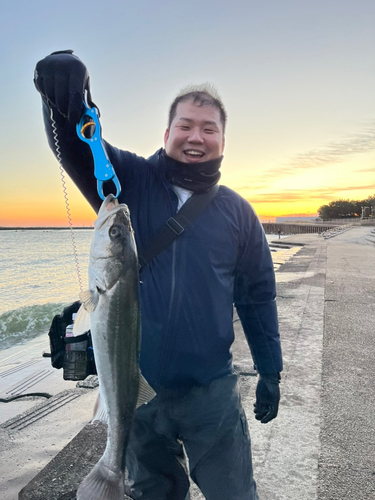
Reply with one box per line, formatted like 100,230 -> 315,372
0,226 -> 95,230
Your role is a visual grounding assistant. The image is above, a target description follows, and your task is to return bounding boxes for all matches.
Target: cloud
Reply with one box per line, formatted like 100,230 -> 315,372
287,124 -> 375,170
234,181 -> 270,191
243,123 -> 375,181
247,191 -> 331,204
355,167 -> 375,173
230,123 -> 375,192
245,183 -> 375,204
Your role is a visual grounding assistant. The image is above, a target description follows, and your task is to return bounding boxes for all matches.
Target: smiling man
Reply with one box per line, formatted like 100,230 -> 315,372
164,95 -> 225,163
34,50 -> 282,500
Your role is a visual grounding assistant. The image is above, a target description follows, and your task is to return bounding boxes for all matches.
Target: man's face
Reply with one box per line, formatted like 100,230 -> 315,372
164,100 -> 225,163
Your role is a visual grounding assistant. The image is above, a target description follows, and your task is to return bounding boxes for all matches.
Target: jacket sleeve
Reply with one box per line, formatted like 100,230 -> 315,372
40,98 -> 140,214
234,202 -> 283,375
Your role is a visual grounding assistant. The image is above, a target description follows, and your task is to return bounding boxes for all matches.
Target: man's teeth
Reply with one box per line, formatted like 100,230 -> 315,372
185,151 -> 203,156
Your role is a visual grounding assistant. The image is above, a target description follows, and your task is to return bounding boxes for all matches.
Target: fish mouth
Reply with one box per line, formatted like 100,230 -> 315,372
95,195 -> 129,230
104,194 -> 119,211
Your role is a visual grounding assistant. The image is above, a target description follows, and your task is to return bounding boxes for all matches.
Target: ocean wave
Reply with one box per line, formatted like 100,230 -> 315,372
0,303 -> 68,351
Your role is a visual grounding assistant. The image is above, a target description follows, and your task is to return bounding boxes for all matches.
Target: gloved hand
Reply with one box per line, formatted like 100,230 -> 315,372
34,50 -> 92,123
254,373 -> 280,424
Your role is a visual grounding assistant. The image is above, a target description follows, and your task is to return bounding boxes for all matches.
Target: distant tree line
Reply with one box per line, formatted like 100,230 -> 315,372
318,194 -> 375,220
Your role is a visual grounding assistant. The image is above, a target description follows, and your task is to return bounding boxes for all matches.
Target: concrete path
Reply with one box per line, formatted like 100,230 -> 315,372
0,344 -> 97,499
318,227 -> 375,499
246,233 -> 326,500
1,226 -> 374,499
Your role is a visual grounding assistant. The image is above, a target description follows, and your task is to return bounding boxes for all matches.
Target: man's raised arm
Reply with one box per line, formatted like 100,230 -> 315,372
34,50 -> 106,212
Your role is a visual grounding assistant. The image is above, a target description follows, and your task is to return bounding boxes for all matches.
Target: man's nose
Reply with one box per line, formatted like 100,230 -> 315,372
188,128 -> 204,143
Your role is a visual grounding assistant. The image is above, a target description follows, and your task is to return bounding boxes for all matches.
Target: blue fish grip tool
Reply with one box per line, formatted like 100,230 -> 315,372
76,101 -> 121,200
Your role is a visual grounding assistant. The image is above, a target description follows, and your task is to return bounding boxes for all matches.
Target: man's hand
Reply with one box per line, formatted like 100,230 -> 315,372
34,50 -> 90,123
254,373 -> 280,424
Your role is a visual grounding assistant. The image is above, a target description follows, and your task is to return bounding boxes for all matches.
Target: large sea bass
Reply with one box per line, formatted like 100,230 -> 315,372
75,194 -> 155,500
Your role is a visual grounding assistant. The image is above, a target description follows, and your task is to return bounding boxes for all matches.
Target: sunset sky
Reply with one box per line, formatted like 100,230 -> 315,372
1,0 -> 374,226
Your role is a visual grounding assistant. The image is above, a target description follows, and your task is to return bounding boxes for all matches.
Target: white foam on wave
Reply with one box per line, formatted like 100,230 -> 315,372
0,303 -> 67,351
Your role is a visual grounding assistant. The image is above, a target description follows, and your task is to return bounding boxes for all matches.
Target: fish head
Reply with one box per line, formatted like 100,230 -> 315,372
90,194 -> 137,290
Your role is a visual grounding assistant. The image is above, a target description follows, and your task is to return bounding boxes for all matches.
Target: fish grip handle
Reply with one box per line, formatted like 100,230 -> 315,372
76,101 -> 121,200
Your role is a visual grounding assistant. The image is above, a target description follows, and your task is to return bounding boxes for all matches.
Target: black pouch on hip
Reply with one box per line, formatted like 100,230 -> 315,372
48,301 -> 96,380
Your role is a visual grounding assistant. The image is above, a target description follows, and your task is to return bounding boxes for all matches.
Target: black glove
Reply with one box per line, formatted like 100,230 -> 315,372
254,373 -> 280,424
34,49 -> 93,123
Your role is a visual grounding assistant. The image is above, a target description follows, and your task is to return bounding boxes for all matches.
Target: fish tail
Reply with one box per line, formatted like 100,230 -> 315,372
77,459 -> 124,500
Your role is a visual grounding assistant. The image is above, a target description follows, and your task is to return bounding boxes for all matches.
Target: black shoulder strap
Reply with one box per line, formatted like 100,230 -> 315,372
138,184 -> 219,269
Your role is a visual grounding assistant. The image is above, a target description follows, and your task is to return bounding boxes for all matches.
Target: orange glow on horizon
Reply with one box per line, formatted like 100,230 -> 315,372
1,194 -> 320,227
1,164 -> 372,227
0,193 -> 96,227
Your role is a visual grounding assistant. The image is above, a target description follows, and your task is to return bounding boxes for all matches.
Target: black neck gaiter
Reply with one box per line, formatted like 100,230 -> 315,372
162,150 -> 223,193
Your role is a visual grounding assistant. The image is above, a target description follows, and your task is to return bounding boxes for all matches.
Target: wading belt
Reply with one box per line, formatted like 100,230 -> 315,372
138,184 -> 219,270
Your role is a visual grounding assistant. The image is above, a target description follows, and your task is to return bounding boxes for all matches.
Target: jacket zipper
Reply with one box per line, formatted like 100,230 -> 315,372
155,170 -> 179,385
156,239 -> 177,384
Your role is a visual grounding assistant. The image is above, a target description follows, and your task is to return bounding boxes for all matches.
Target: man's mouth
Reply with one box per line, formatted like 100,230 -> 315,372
183,149 -> 205,160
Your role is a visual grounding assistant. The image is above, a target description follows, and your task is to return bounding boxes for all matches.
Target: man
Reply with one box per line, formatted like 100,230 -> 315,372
34,50 -> 282,500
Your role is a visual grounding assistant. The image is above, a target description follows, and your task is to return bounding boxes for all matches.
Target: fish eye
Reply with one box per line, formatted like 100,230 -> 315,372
109,225 -> 123,239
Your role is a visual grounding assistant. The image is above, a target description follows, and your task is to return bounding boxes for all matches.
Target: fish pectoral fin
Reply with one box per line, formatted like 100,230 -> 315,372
136,373 -> 156,408
73,305 -> 91,336
79,289 -> 100,313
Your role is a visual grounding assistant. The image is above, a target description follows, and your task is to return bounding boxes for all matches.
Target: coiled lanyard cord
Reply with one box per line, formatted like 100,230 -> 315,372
49,106 -> 83,294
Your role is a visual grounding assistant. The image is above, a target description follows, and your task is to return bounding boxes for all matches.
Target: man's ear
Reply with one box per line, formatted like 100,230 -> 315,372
164,128 -> 170,148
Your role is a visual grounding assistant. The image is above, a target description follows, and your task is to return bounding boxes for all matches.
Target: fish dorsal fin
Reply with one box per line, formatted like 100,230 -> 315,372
136,373 -> 156,408
73,305 -> 91,336
80,289 -> 100,313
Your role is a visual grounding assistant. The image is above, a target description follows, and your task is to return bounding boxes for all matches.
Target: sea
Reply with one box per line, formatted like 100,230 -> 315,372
0,229 -> 92,351
0,229 -> 282,352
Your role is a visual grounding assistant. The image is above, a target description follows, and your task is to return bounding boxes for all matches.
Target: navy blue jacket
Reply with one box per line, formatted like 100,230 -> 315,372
42,101 -> 283,389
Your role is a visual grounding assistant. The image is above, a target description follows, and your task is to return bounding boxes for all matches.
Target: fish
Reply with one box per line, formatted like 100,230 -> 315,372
75,194 -> 155,500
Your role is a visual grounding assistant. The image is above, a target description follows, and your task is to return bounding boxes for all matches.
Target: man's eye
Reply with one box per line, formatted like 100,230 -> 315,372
204,129 -> 215,134
179,126 -> 190,130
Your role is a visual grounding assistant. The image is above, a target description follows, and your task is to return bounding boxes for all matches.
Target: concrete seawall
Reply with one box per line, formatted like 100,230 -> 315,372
263,222 -> 339,234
